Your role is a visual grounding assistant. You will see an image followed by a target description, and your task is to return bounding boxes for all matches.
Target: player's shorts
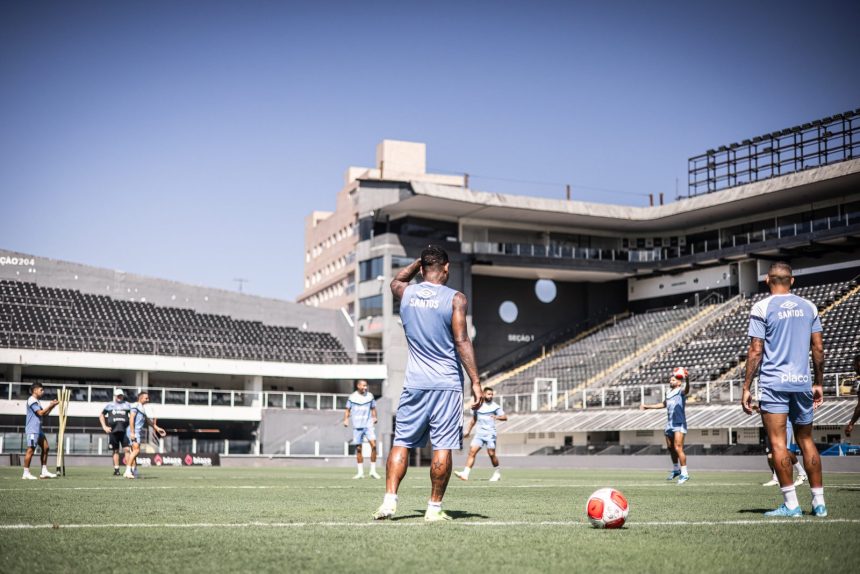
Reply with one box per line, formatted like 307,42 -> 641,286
759,388 -> 814,426
664,427 -> 687,437
352,427 -> 376,444
393,388 -> 463,450
470,434 -> 496,449
109,430 -> 130,451
126,429 -> 144,445
26,433 -> 46,448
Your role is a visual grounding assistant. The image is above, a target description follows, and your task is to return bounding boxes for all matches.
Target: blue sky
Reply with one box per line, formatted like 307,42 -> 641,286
1,0 -> 858,300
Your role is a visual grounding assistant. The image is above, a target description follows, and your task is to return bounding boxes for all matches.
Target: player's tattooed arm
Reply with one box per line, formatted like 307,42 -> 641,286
741,337 -> 764,414
390,258 -> 422,300
810,332 -> 825,409
452,292 -> 482,409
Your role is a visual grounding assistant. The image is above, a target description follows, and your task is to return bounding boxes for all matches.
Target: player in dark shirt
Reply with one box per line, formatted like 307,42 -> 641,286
99,388 -> 132,476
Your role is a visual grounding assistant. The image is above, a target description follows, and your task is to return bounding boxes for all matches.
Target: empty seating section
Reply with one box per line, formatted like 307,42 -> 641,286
0,280 -> 350,364
494,307 -> 701,395
614,280 -> 859,390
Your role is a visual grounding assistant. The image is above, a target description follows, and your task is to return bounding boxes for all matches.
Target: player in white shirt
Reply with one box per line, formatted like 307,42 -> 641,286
343,380 -> 380,479
455,387 -> 507,482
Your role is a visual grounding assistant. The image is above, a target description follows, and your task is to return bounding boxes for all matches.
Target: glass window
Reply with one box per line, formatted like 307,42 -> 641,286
359,295 -> 383,319
359,257 -> 384,282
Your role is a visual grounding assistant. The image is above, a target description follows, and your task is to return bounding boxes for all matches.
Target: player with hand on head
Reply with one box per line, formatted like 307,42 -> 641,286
343,379 -> 380,479
22,382 -> 59,480
742,262 -> 826,517
641,367 -> 690,484
124,391 -> 167,479
373,246 -> 483,522
843,354 -> 860,438
99,388 -> 132,476
455,386 -> 507,482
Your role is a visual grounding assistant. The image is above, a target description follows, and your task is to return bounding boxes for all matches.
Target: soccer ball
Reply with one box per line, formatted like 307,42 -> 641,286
586,488 -> 629,529
673,366 -> 688,380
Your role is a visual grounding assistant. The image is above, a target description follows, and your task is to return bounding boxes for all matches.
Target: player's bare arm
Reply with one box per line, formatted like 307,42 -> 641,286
371,406 -> 378,426
810,331 -> 825,409
452,291 -> 482,410
343,405 -> 351,427
129,410 -> 137,440
36,400 -> 59,417
148,417 -> 167,437
494,412 -> 508,422
464,413 -> 477,437
390,258 -> 422,299
682,377 -> 690,396
639,401 -> 666,411
742,337 -> 764,414
98,412 -> 111,433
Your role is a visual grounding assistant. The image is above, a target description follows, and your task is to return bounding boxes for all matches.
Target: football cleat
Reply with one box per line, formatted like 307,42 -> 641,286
424,510 -> 453,522
489,472 -> 501,482
764,504 -> 802,517
368,471 -> 381,479
762,477 -> 779,486
352,473 -> 365,480
22,473 -> 38,480
123,470 -> 135,479
40,470 -> 57,479
667,470 -> 682,481
372,503 -> 397,521
113,468 -> 121,476
677,474 -> 690,485
812,504 -> 828,517
794,474 -> 808,487
454,471 -> 469,481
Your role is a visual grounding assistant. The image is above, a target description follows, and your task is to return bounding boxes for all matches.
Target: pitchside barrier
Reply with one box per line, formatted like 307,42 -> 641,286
495,373 -> 858,413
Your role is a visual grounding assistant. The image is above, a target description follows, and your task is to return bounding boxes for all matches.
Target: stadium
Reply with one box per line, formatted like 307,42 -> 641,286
3,2 -> 860,571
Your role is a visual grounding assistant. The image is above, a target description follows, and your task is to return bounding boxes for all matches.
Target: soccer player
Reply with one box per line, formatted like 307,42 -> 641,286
761,419 -> 808,487
843,353 -> 860,438
99,388 -> 132,476
124,391 -> 167,479
455,386 -> 507,482
343,379 -> 380,479
22,382 -> 59,480
640,367 -> 690,484
742,261 -> 826,517
372,246 -> 483,522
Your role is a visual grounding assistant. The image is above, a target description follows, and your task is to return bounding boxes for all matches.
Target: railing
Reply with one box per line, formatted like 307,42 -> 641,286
0,381 -> 352,411
462,241 -> 661,263
496,373 -> 858,414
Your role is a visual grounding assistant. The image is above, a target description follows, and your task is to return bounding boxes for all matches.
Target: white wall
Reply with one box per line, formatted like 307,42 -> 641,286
628,264 -> 737,301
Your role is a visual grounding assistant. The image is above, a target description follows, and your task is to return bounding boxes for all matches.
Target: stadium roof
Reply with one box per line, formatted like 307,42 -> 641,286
502,400 -> 854,433
380,158 -> 860,233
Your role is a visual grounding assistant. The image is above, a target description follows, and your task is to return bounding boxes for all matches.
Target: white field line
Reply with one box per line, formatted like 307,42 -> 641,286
2,519 -> 859,530
2,483 -> 860,493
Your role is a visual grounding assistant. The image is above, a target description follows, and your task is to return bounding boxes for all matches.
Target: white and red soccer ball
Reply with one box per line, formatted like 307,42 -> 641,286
672,366 -> 688,380
586,488 -> 629,528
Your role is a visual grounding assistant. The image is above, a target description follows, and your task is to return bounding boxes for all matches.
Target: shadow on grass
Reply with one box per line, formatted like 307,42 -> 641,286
737,508 -> 775,514
391,509 -> 492,521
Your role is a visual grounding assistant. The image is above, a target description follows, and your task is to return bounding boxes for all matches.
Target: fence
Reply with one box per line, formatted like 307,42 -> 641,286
496,373 -> 858,414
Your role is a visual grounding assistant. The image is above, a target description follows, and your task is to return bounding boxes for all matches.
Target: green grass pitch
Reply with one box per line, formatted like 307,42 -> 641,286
1,466 -> 858,573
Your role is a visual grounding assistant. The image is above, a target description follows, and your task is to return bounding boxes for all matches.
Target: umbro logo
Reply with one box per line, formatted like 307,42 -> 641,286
417,288 -> 435,299
779,301 -> 798,310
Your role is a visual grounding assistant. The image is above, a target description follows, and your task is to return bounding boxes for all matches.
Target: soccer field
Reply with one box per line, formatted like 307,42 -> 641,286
1,466 -> 858,573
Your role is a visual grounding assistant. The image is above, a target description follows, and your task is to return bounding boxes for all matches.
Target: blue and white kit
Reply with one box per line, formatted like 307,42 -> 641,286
347,391 -> 377,444
749,293 -> 822,426
471,401 -> 505,449
126,402 -> 148,444
393,281 -> 465,450
664,387 -> 687,436
25,396 -> 45,448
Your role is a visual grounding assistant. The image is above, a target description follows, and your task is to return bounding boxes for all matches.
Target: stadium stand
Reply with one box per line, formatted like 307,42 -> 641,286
490,306 -> 703,395
0,280 -> 351,364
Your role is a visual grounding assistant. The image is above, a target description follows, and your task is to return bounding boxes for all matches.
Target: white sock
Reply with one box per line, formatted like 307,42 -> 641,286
771,472 -> 778,481
383,493 -> 398,506
781,485 -> 799,510
794,462 -> 807,477
22,468 -> 31,475
461,467 -> 471,476
370,461 -> 377,472
672,463 -> 680,471
680,465 -> 688,476
811,487 -> 825,508
427,500 -> 442,513
356,463 -> 364,474
41,465 -> 48,474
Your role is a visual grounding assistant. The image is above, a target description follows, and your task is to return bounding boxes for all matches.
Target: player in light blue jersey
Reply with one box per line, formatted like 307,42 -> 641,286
742,262 -> 826,517
343,380 -> 380,479
124,391 -> 167,479
22,382 -> 59,479
641,367 -> 690,484
373,246 -> 483,522
455,387 -> 507,482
